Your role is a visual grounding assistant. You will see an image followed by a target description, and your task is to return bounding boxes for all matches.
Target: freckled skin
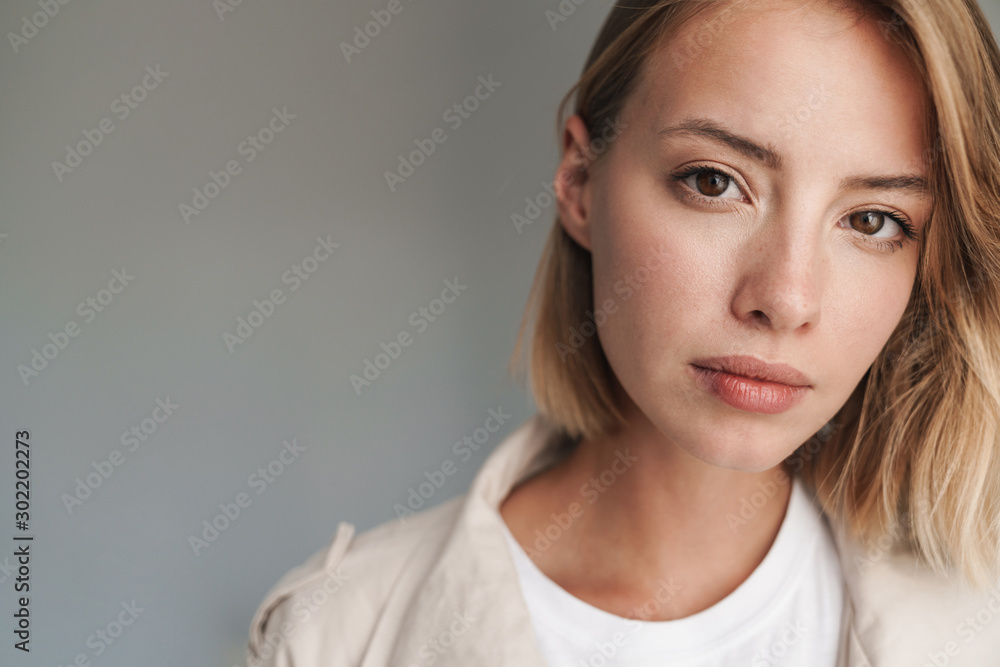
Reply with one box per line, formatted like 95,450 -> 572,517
501,0 -> 933,621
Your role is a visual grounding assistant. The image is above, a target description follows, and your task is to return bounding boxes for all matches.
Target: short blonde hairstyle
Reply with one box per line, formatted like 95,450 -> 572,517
508,0 -> 1000,589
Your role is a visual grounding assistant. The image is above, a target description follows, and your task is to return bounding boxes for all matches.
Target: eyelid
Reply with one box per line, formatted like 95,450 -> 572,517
672,163 -> 752,204
670,164 -> 921,251
673,164 -> 918,230
843,208 -> 920,247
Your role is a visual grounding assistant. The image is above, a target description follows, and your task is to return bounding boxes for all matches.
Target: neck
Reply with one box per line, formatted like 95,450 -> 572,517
513,398 -> 794,620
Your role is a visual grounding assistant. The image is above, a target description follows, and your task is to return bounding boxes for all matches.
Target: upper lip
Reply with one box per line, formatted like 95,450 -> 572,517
691,355 -> 811,388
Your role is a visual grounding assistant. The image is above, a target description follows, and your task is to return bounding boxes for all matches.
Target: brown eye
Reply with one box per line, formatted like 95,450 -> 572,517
695,171 -> 730,197
671,165 -> 744,202
842,209 -> 918,252
849,211 -> 888,235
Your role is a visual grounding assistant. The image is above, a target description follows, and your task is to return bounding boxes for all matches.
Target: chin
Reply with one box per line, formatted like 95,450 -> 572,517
625,376 -> 805,473
678,434 -> 794,474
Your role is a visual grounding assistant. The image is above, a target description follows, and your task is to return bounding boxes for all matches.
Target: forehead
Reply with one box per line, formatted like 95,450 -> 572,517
626,0 -> 931,174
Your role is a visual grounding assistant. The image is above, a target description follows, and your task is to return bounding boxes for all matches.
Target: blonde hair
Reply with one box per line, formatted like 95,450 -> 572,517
508,0 -> 1000,589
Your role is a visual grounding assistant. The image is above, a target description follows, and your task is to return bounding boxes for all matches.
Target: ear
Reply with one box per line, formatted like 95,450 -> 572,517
555,115 -> 594,251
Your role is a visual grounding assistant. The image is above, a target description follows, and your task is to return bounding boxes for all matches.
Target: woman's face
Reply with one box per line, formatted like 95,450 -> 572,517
557,0 -> 934,471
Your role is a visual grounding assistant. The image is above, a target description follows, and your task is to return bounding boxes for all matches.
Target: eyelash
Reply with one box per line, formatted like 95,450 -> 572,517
670,165 -> 920,252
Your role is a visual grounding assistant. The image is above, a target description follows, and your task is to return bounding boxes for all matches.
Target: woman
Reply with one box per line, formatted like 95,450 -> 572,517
247,0 -> 1000,664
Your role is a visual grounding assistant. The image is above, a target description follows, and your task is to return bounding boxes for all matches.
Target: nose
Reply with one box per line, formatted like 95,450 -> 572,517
731,211 -> 823,332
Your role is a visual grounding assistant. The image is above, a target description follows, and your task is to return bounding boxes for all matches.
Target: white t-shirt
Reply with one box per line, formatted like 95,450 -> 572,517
499,474 -> 844,666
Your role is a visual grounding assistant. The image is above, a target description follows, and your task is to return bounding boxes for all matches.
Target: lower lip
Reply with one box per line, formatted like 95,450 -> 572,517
689,365 -> 810,414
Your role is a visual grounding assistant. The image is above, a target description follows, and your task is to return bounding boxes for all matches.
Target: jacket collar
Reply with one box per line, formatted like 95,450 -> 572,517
385,413 -> 869,666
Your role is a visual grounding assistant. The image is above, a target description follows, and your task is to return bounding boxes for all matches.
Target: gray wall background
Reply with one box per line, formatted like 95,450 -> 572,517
1,1 -> 998,665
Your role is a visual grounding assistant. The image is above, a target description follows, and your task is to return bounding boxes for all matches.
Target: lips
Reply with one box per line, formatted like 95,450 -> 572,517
690,355 -> 811,388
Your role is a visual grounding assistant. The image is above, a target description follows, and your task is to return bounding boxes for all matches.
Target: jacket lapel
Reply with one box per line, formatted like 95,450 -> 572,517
385,415 -> 563,667
829,512 -> 1000,665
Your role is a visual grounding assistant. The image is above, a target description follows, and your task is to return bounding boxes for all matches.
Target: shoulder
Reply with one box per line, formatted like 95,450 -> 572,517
246,494 -> 465,666
825,510 -> 1000,664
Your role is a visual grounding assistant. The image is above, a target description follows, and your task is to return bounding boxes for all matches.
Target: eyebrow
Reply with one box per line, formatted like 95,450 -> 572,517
657,118 -> 930,196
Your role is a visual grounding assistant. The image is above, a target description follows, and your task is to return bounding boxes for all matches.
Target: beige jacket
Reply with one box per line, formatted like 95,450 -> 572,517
246,414 -> 1000,666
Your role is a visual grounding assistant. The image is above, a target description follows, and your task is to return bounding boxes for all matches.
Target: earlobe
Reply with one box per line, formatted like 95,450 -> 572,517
555,115 -> 593,251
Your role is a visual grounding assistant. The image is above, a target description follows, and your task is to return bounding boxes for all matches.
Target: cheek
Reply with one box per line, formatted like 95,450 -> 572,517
829,267 -> 913,372
588,200 -> 727,383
